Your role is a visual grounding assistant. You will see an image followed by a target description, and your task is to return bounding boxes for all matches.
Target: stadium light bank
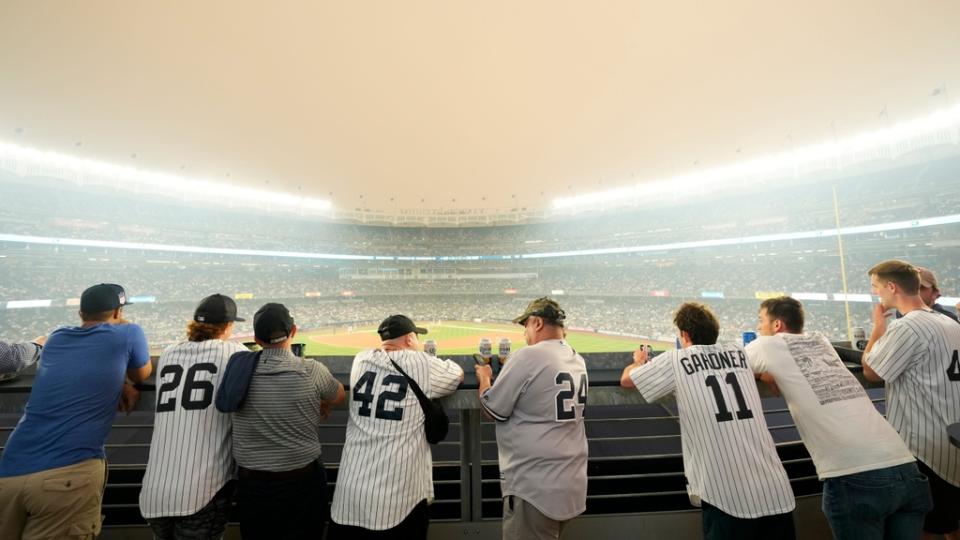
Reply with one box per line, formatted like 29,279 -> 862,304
0,142 -> 332,215
552,103 -> 960,212
1,212 -> 958,262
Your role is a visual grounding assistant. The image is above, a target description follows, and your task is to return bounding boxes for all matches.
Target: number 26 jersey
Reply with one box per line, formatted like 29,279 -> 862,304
630,343 -> 795,519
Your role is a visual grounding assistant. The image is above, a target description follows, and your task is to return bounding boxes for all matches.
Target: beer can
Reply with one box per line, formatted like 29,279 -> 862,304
498,338 -> 511,362
852,327 -> 867,351
423,339 -> 437,357
742,331 -> 757,346
479,338 -> 492,361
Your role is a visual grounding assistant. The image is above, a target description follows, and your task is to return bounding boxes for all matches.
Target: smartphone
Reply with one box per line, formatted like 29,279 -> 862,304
291,343 -> 306,358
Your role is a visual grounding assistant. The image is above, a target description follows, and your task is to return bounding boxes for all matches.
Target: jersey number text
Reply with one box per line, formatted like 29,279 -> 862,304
947,350 -> 960,382
353,371 -> 408,421
555,372 -> 587,421
704,372 -> 754,423
156,363 -> 217,412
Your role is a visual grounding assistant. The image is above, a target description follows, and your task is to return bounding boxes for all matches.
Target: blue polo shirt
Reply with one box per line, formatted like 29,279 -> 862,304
0,323 -> 150,477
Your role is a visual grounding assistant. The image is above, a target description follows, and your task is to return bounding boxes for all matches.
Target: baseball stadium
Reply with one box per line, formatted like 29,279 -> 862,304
2,3 -> 960,540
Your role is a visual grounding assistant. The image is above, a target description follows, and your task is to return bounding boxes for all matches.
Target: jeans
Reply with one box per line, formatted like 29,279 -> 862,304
701,502 -> 795,540
147,481 -> 234,540
822,461 -> 933,540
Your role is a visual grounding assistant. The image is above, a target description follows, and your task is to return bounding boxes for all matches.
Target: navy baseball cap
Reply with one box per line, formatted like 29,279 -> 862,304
254,303 -> 294,344
378,314 -> 427,340
80,283 -> 131,313
194,294 -> 245,324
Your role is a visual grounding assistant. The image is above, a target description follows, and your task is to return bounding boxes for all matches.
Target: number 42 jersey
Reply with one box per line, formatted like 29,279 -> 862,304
331,349 -> 463,530
630,344 -> 795,519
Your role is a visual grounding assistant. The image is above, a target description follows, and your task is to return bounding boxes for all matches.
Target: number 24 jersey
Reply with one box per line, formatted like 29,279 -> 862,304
480,339 -> 588,521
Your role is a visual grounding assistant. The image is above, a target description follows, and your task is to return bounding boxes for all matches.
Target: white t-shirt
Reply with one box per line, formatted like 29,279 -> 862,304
630,343 -> 795,519
746,333 -> 914,479
866,309 -> 960,486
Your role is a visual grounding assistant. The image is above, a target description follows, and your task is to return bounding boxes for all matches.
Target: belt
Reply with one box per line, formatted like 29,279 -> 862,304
238,461 -> 316,480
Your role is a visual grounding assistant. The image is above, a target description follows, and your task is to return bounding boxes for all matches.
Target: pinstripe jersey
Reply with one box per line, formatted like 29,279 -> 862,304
139,339 -> 247,518
630,343 -> 795,519
330,349 -> 463,530
866,309 -> 960,486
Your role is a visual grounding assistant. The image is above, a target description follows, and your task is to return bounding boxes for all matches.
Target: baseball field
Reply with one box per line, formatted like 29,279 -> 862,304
296,320 -> 668,356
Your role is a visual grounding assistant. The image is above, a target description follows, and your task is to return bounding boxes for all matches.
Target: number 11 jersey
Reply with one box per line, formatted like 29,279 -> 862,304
331,349 -> 463,530
630,343 -> 795,519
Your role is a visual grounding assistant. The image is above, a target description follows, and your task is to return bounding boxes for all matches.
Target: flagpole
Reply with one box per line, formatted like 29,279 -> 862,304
832,185 -> 854,345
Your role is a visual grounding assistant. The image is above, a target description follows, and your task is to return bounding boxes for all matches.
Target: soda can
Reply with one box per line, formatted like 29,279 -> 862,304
852,327 -> 867,351
423,339 -> 437,357
479,338 -> 492,361
742,331 -> 757,346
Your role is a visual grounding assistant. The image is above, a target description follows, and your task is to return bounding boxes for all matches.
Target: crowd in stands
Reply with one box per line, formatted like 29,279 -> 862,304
2,152 -> 959,350
0,292 -> 886,352
2,153 -> 960,258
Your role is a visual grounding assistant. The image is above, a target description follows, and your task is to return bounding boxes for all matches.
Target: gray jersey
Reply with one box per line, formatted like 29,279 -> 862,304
867,309 -> 960,486
331,349 -> 463,530
630,343 -> 795,519
480,339 -> 588,521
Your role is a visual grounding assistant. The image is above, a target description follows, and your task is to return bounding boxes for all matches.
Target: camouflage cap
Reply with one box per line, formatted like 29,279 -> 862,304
512,297 -> 566,326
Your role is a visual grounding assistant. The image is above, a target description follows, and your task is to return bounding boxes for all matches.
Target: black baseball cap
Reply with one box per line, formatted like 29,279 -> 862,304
254,303 -> 294,344
80,283 -> 131,313
512,297 -> 566,326
378,314 -> 427,341
194,294 -> 245,324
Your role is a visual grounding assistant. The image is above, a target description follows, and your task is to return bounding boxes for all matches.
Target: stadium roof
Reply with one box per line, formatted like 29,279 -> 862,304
1,1 -> 959,224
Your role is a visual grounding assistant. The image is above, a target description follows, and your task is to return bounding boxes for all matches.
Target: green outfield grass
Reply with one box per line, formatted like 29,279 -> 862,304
295,320 -> 668,356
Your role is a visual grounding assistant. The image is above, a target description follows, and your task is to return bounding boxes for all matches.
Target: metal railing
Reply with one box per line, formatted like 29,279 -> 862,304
0,352 -> 882,529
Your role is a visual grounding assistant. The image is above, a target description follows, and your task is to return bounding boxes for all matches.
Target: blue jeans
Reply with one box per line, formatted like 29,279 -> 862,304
701,502 -> 795,540
822,462 -> 932,540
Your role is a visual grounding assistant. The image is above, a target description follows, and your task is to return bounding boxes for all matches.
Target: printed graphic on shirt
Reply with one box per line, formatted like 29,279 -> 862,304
784,334 -> 866,405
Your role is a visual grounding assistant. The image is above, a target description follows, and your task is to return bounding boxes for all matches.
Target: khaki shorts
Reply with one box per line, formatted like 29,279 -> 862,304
0,458 -> 107,540
502,495 -> 569,540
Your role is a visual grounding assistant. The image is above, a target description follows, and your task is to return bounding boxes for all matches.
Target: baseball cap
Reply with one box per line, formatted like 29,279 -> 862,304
378,314 -> 427,341
254,303 -> 294,344
512,297 -> 566,326
918,267 -> 939,290
80,283 -> 131,313
194,294 -> 245,324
